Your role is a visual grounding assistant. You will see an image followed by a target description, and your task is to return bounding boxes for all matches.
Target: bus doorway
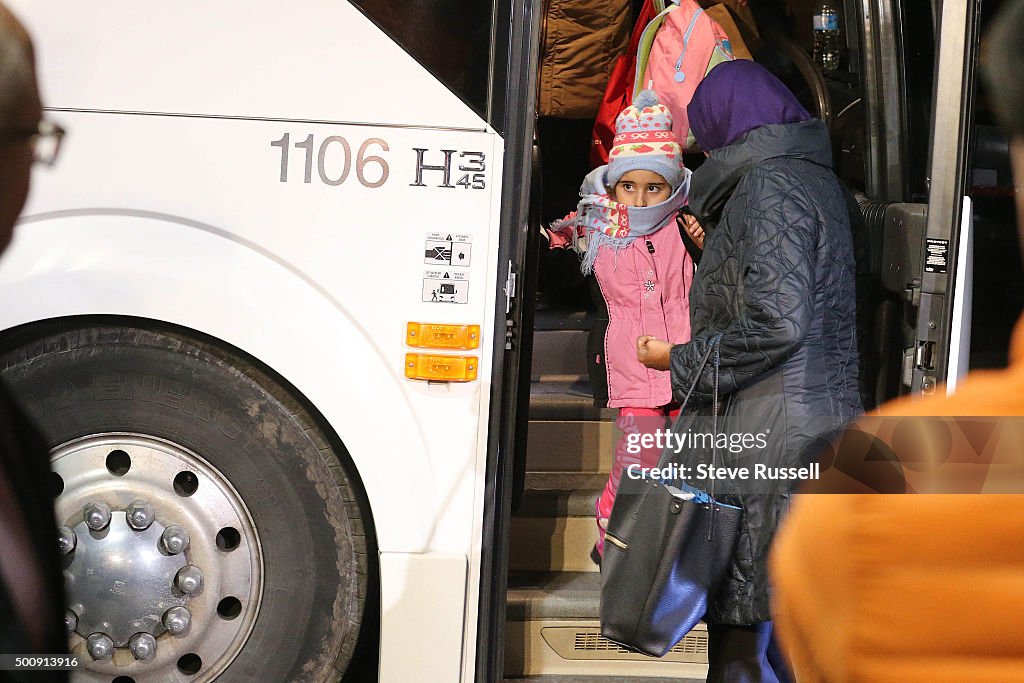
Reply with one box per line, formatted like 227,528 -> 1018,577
502,0 -> 1020,680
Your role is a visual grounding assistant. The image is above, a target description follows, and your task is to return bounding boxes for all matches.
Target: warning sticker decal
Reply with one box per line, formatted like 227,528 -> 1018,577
925,238 -> 949,274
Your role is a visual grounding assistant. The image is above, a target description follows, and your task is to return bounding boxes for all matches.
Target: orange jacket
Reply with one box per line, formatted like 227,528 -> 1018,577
770,315 -> 1024,682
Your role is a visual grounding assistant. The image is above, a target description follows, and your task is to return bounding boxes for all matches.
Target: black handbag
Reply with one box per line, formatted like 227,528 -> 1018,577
599,334 -> 743,657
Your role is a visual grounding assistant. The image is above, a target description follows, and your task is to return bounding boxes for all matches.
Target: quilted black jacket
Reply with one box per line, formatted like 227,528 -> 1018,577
668,119 -> 862,625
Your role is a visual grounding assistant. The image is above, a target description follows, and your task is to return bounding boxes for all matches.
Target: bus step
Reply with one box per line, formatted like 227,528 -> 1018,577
511,490 -> 602,573
504,676 -> 705,683
501,675 -> 704,679
526,419 -> 616,474
529,381 -> 611,421
532,329 -> 590,381
505,572 -> 708,680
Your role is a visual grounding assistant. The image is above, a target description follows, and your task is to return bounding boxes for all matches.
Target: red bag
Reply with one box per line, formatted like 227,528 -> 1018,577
589,0 -> 659,168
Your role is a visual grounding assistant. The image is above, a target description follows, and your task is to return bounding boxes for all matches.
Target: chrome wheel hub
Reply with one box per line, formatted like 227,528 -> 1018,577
66,512 -> 187,645
53,434 -> 263,681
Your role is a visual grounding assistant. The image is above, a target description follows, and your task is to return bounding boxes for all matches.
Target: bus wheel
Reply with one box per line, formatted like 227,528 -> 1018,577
0,324 -> 368,682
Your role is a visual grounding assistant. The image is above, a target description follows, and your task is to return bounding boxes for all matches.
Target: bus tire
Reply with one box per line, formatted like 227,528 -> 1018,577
0,323 -> 368,682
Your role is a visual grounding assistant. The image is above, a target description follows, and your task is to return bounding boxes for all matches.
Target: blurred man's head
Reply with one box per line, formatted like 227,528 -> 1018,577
0,2 -> 38,252
983,0 -> 1024,240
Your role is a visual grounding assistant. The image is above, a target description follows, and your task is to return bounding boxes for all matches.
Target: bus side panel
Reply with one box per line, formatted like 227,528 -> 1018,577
379,552 -> 467,682
9,0 -> 483,130
13,107 -> 503,555
0,212 -> 450,553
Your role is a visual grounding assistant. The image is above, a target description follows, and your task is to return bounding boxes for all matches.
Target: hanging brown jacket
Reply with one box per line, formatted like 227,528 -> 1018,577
539,0 -> 631,119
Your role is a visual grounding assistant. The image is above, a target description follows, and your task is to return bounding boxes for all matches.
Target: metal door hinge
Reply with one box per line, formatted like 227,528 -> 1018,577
902,348 -> 915,388
504,260 -> 517,315
914,341 -> 936,371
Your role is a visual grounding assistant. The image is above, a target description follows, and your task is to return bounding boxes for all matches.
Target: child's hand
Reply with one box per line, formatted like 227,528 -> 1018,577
678,213 -> 705,250
637,336 -> 673,371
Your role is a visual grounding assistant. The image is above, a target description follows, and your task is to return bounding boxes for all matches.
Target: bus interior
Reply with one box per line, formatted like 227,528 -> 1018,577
503,0 -> 1021,680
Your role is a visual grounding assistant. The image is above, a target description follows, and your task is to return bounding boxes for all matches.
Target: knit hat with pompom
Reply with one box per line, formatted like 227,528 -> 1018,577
606,89 -> 684,190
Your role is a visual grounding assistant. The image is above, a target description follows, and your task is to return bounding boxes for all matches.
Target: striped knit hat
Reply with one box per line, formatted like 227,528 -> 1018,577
607,89 -> 685,190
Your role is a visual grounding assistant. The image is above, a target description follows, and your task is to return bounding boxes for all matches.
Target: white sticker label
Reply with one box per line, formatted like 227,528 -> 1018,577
451,242 -> 471,266
424,240 -> 453,264
424,269 -> 468,281
424,233 -> 473,266
423,275 -> 469,304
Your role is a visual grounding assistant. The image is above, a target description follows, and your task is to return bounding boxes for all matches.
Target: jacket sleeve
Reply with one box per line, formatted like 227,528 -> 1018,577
669,174 -> 819,405
546,210 -> 579,250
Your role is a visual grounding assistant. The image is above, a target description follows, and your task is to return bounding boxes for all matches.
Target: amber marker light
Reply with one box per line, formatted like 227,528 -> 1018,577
405,353 -> 479,382
406,322 -> 481,350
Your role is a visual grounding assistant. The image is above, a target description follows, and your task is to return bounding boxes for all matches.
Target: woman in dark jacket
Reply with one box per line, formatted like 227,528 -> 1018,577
638,60 -> 862,682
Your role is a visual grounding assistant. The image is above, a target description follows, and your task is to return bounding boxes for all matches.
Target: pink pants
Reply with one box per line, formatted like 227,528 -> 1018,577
595,404 -> 680,556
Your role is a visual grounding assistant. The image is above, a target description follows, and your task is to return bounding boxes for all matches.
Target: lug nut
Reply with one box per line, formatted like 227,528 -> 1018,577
163,606 -> 192,635
84,501 -> 111,531
64,610 -> 78,635
175,565 -> 204,595
126,499 -> 156,530
160,525 -> 190,554
86,632 -> 113,660
128,632 -> 157,661
57,526 -> 76,555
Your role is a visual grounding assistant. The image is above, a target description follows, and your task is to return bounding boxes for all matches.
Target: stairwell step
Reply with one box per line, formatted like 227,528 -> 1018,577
504,619 -> 709,681
526,421 -> 618,474
505,571 -> 709,679
532,329 -> 591,380
525,472 -> 610,491
504,677 -> 704,682
515,488 -> 602,519
507,572 -> 602,621
509,515 -> 600,573
533,307 -> 596,331
529,382 -> 613,422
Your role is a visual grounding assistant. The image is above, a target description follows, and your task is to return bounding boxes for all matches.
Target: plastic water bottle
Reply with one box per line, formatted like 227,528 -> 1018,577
813,2 -> 841,72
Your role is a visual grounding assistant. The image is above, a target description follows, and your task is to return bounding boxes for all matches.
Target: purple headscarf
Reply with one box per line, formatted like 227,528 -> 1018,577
687,60 -> 812,151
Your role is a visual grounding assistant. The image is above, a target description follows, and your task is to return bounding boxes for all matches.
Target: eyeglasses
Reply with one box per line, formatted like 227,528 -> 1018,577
28,119 -> 65,166
0,118 -> 66,166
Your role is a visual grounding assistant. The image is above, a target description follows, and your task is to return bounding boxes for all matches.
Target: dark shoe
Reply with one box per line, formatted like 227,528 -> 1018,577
590,543 -> 602,568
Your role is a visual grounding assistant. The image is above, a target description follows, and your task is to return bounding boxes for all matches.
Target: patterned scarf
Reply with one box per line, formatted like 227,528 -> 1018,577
550,165 -> 691,275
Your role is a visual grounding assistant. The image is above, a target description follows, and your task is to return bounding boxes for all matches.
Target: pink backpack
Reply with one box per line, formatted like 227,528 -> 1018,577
635,0 -> 736,151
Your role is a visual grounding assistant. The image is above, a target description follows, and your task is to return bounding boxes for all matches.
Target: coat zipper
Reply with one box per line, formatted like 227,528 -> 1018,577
647,233 -> 679,359
592,263 -> 614,401
645,239 -> 659,280
674,8 -> 705,83
604,533 -> 628,550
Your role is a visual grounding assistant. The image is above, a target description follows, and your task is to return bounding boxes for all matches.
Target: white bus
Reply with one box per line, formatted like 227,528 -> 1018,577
0,0 -> 1013,681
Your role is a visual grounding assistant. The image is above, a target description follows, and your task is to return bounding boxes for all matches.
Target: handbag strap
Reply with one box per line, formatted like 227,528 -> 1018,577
654,333 -> 723,471
644,335 -> 729,543
707,336 -> 722,541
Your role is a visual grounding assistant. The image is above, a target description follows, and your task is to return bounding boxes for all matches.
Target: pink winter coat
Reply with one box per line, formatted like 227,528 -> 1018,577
550,218 -> 694,408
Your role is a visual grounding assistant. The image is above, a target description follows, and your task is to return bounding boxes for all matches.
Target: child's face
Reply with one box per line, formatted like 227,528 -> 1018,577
612,170 -> 672,208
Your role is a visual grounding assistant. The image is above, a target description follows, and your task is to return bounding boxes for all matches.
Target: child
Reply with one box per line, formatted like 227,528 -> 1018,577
545,90 -> 695,561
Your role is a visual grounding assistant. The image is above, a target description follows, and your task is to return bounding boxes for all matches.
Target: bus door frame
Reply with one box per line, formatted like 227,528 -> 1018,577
477,0 -> 544,680
911,0 -> 980,394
